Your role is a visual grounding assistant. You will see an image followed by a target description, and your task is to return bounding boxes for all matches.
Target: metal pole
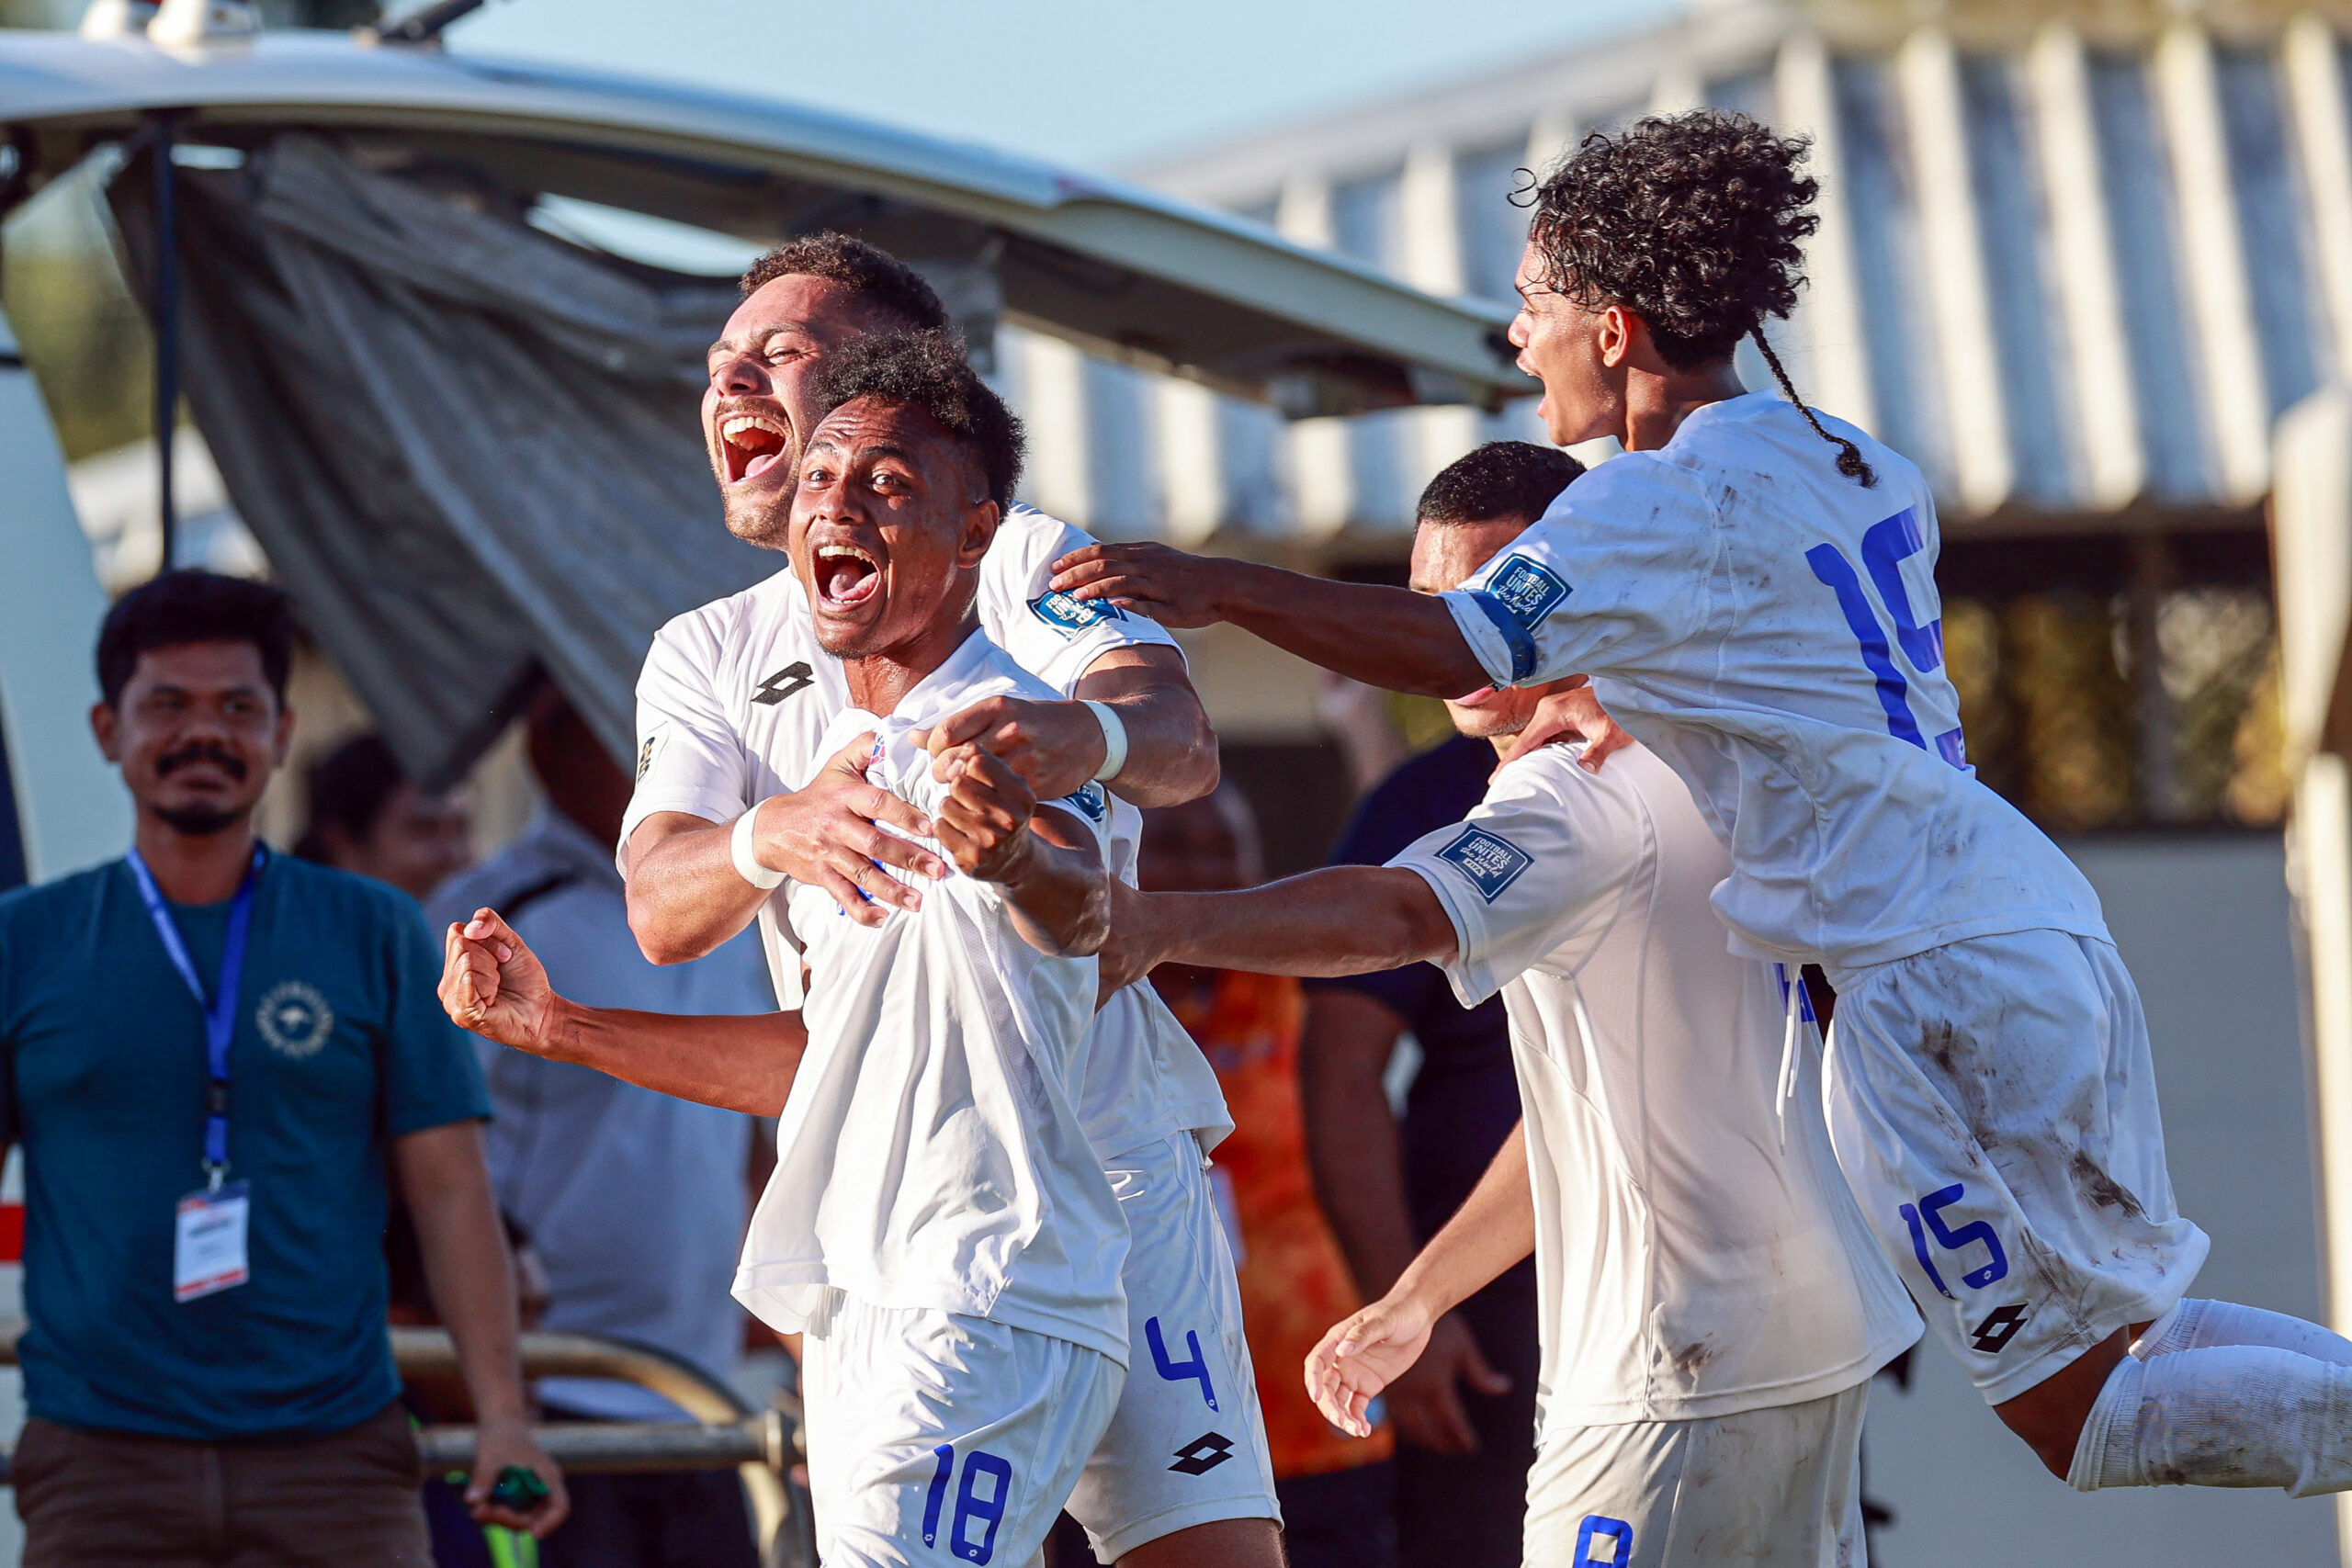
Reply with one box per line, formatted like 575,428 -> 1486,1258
150,110 -> 179,578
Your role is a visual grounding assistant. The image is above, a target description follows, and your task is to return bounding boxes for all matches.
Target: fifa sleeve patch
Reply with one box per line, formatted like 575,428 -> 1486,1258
1482,553 -> 1570,625
1029,591 -> 1127,639
1433,826 -> 1533,903
1058,782 -> 1109,823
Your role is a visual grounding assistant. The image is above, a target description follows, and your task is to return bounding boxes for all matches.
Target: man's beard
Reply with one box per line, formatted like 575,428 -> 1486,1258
154,802 -> 243,837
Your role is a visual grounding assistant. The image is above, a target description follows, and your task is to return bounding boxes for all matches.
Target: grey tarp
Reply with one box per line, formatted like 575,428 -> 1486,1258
109,134 -> 769,786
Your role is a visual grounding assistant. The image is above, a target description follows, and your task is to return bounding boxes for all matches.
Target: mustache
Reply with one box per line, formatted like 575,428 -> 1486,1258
155,744 -> 248,782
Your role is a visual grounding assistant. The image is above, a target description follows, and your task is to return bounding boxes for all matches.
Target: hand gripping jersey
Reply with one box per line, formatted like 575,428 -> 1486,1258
622,505 -> 1231,1160
733,629 -> 1130,1364
1441,392 -> 2107,971
1388,742 -> 1918,1431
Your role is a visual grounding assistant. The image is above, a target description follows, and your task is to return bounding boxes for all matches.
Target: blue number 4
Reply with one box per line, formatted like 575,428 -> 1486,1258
1898,1182 -> 2008,1299
922,1445 -> 1012,1564
1148,1316 -> 1219,1412
1807,508 -> 1965,768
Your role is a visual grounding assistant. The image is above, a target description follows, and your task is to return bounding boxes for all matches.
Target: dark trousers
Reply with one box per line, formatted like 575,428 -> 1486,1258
14,1400 -> 431,1568
1396,1281 -> 1541,1568
537,1471 -> 758,1568
1277,1460 -> 1396,1568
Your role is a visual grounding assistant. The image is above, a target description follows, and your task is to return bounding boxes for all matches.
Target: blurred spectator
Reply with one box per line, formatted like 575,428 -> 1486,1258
1301,734 -> 1538,1568
0,570 -> 561,1562
1138,785 -> 1397,1568
296,730 -> 477,899
427,684 -> 775,1568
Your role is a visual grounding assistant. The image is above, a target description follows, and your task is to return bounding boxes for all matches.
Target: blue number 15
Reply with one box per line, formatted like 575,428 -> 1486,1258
1806,508 -> 1965,768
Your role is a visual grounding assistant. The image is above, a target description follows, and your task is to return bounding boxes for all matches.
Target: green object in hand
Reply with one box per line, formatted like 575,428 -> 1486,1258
489,1464 -> 550,1511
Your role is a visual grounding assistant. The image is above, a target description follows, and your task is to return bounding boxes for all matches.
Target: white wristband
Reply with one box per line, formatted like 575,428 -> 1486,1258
1082,700 -> 1128,783
730,803 -> 785,890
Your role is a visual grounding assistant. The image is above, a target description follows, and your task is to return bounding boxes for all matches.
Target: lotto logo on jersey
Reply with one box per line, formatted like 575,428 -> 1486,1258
1482,553 -> 1569,626
1029,591 -> 1125,638
1435,826 -> 1532,903
1060,782 -> 1108,822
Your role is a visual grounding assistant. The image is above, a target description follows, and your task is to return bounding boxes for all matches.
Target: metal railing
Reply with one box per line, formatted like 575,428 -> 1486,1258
0,1319 -> 816,1568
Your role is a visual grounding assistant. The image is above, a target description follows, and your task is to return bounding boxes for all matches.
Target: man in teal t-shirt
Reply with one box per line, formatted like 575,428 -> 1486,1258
0,571 -> 569,1562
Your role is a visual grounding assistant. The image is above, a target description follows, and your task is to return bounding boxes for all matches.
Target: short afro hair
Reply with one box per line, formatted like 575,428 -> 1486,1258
1526,111 -> 1815,371
1418,442 -> 1583,526
96,570 -> 295,708
739,233 -> 952,333
806,329 -> 1025,506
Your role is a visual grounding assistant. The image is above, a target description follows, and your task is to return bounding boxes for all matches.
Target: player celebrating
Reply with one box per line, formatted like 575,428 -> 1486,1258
622,238 -> 1281,1568
1052,112 -> 2352,1499
449,333 -> 1132,1566
1097,439 -> 1918,1563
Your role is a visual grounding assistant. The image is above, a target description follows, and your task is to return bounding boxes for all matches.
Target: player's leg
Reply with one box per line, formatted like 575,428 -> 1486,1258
1826,929 -> 2352,1493
1520,1382 -> 1869,1566
799,1292 -> 1125,1567
1063,1133 -> 1283,1568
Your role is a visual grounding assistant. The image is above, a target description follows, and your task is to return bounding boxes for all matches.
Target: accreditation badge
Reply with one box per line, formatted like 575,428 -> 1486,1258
174,1180 -> 252,1302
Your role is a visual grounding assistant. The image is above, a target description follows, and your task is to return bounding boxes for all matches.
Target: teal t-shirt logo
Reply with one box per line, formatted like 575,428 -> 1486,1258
255,980 -> 334,1060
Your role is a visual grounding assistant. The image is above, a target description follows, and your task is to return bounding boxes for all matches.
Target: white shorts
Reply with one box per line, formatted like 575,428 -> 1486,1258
1066,1134 -> 1281,1562
798,1292 -> 1124,1568
1824,929 -> 2211,1405
1522,1382 -> 1868,1567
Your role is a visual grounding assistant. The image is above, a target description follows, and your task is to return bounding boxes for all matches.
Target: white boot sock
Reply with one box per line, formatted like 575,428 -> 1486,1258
2068,1342 -> 2352,1496
2131,1298 -> 2352,1367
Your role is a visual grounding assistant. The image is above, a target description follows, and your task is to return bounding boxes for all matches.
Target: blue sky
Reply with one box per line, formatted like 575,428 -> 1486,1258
455,0 -> 1682,172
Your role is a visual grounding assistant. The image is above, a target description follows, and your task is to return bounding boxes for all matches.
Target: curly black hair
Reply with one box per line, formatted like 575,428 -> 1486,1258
1525,110 -> 1874,485
739,232 -> 953,334
1418,441 -> 1584,525
806,328 -> 1026,506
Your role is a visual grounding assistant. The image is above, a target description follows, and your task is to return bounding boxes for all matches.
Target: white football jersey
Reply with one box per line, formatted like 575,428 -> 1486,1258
1442,392 -> 2107,970
1390,742 -> 1918,1430
622,505 -> 1231,1159
734,629 -> 1131,1363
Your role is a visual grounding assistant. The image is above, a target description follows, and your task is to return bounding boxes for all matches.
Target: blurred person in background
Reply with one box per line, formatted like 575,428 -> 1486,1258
427,682 -> 775,1568
296,729 -> 477,900
1295,446 -> 1584,1568
0,570 -> 561,1563
1136,785 -> 1396,1568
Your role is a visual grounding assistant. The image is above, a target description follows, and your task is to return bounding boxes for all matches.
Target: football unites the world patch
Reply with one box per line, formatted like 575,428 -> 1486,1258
1481,553 -> 1570,625
1028,591 -> 1125,639
1435,826 -> 1533,903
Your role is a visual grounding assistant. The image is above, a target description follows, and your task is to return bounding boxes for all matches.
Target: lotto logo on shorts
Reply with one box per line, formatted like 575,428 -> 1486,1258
1169,1432 -> 1234,1476
1482,554 -> 1569,626
1436,827 -> 1533,903
1970,1303 -> 2031,1355
1029,591 -> 1125,638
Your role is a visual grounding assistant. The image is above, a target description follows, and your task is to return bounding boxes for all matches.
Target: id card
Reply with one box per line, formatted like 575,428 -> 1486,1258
174,1181 -> 251,1303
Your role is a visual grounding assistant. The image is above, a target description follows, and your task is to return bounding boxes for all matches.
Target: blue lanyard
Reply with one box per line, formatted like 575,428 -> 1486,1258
125,845 -> 263,1190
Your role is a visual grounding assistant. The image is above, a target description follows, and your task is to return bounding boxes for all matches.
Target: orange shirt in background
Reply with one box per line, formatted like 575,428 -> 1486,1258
1161,967 -> 1395,1480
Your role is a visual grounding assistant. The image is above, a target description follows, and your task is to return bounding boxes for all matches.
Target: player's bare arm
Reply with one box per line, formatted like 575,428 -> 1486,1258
926,643 -> 1217,807
929,740 -> 1109,957
1307,1124 -> 1537,1438
1048,542 -> 1487,698
1098,863 -> 1456,1000
625,732 -> 944,960
442,909 -> 808,1114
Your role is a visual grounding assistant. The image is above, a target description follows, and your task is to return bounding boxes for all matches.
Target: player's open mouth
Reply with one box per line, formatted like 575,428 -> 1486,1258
1454,685 -> 1498,705
814,543 -> 880,607
719,412 -> 788,484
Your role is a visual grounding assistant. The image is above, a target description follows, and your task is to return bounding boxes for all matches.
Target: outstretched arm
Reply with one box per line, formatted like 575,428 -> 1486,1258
1048,542 -> 1488,698
1098,864 -> 1457,997
441,911 -> 808,1115
1306,1122 -> 1536,1438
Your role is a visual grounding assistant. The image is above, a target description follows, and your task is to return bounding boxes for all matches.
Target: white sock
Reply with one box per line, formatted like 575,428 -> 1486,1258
2069,1342 -> 2352,1496
2132,1298 -> 2352,1367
